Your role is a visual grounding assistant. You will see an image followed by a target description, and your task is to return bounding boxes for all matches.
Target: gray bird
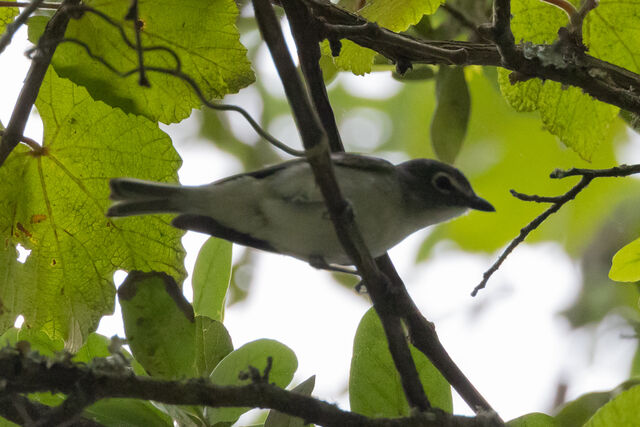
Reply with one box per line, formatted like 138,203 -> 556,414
107,153 -> 494,265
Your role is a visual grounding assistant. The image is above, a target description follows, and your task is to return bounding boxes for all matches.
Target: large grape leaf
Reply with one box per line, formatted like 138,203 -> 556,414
0,69 -> 185,349
28,0 -> 254,124
328,0 -> 443,75
498,0 -> 640,159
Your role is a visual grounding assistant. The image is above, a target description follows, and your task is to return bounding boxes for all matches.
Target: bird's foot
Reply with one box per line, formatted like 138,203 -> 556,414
308,256 -> 360,276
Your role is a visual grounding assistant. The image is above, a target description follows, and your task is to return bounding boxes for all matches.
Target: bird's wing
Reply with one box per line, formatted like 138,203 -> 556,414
267,153 -> 397,204
172,214 -> 279,254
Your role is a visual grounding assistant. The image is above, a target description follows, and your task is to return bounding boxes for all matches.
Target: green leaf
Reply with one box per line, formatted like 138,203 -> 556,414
0,328 -> 63,356
72,333 -> 147,375
609,237 -> 640,282
507,412 -> 558,427
264,376 -> 316,427
118,271 -> 196,379
195,316 -> 233,377
0,69 -> 184,349
0,0 -> 18,35
207,339 -> 298,425
430,66 -> 470,163
84,399 -> 173,427
497,0 -> 640,159
584,385 -> 640,427
349,308 -> 452,417
28,0 -> 254,124
555,392 -> 613,427
498,71 -> 617,160
328,0 -> 443,74
192,237 -> 232,321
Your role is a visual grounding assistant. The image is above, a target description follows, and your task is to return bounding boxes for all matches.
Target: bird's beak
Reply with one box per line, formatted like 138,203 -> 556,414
468,195 -> 495,212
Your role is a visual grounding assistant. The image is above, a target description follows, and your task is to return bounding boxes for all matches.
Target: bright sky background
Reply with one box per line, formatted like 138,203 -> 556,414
1,22 -> 637,424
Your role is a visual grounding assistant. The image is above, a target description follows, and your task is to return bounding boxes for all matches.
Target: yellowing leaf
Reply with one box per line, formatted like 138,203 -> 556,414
609,237 -> 640,282
498,72 -> 618,161
498,0 -> 640,159
0,69 -> 185,349
28,0 -> 254,124
0,0 -> 18,36
329,0 -> 443,74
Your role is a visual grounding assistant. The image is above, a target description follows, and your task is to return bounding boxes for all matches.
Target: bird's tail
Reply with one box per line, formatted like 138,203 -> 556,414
107,178 -> 187,217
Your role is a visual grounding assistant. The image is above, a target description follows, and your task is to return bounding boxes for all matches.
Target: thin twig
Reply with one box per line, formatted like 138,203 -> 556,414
551,164 -> 640,179
0,0 -> 46,54
0,0 -> 81,168
441,3 -> 487,41
539,0 -> 578,18
30,33 -> 303,156
473,163 -> 640,296
0,130 -> 43,153
0,1 -> 59,7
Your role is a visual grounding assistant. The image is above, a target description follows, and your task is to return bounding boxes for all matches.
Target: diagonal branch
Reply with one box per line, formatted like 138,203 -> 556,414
281,0 -> 344,152
0,0 -> 82,168
277,0 -> 498,415
252,0 -> 432,413
473,163 -> 640,295
0,0 -> 46,54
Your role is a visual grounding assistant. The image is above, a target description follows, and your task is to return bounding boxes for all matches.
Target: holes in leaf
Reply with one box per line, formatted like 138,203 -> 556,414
16,244 -> 31,264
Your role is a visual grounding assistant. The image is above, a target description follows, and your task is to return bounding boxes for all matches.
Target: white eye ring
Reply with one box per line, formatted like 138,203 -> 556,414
432,172 -> 455,194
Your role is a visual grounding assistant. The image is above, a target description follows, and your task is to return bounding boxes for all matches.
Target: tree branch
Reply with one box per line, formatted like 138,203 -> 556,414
0,347 -> 494,427
0,393 -> 104,427
473,163 -> 640,295
0,0 -> 81,168
275,0 -> 498,416
252,0 -> 432,413
0,0 -> 47,54
301,0 -> 640,115
281,0 -> 344,152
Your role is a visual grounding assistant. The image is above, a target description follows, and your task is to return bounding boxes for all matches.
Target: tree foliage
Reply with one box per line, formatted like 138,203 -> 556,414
0,0 -> 639,426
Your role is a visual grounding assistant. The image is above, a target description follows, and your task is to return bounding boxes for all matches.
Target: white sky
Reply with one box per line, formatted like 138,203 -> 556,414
1,22 -> 637,424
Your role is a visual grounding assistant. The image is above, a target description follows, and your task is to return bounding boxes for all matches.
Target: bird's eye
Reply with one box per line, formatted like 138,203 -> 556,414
432,173 -> 455,193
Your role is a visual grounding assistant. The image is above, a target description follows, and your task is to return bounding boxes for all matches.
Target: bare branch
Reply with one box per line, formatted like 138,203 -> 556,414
0,0 -> 46,54
252,0 -> 434,412
281,0 -> 344,152
0,393 -> 104,427
474,163 -> 640,295
441,3 -> 488,41
0,347 -> 493,427
0,0 -> 81,168
277,1 -> 498,415
301,0 -> 640,115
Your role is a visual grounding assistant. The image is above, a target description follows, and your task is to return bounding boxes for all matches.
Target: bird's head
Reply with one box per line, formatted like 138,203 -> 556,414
398,159 -> 494,220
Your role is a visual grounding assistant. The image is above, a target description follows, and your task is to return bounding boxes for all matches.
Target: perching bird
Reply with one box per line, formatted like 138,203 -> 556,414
107,153 -> 494,265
